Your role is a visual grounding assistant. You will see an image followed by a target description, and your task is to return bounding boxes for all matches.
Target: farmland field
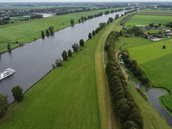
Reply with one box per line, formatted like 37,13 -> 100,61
138,9 -> 172,16
0,8 -> 118,53
127,9 -> 172,26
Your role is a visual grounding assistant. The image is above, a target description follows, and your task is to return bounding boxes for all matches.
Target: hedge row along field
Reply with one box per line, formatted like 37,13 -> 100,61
105,32 -> 143,129
121,51 -> 150,89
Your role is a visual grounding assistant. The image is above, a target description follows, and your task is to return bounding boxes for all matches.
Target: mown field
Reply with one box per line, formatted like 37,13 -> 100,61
138,9 -> 172,16
126,9 -> 172,26
0,8 -> 117,53
119,36 -> 172,115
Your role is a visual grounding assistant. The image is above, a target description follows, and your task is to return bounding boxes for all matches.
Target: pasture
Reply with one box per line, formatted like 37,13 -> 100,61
127,9 -> 172,26
138,9 -> 172,16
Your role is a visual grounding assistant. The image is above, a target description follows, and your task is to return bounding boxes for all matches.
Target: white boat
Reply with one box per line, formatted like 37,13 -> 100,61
0,68 -> 15,81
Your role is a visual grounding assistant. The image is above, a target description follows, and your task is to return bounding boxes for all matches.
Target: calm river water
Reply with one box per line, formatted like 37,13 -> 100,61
0,11 -> 125,102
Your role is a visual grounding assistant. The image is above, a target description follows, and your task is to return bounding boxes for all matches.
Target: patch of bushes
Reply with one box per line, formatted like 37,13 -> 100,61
79,39 -> 85,47
11,85 -> 24,102
55,59 -> 63,67
127,26 -> 144,36
61,50 -> 68,61
68,49 -> 72,57
72,43 -> 80,52
121,51 -> 150,89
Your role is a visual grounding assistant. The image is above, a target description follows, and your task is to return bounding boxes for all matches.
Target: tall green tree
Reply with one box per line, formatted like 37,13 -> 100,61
79,39 -> 84,46
68,49 -> 72,57
41,31 -> 45,39
88,33 -> 92,39
70,19 -> 75,26
12,86 -> 24,102
49,26 -> 54,36
7,43 -> 11,52
61,50 -> 68,61
46,29 -> 50,37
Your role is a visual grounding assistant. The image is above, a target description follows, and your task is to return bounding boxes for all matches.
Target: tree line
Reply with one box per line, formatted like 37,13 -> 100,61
41,26 -> 54,39
105,31 -> 144,129
121,51 -> 150,89
0,85 -> 24,119
53,20 -> 108,68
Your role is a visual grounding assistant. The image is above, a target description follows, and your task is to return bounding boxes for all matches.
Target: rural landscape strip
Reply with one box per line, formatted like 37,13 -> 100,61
1,3 -> 172,129
0,11 -> 126,129
95,15 -> 128,129
0,7 -> 122,53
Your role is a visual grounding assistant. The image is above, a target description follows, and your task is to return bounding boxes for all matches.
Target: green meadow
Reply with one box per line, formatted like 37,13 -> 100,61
126,9 -> 172,26
119,36 -> 172,115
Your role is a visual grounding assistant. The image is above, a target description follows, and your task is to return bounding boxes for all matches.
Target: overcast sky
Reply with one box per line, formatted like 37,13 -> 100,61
0,0 -> 172,2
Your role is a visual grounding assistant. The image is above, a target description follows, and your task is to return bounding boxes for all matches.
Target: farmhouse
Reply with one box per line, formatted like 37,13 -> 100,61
165,29 -> 172,36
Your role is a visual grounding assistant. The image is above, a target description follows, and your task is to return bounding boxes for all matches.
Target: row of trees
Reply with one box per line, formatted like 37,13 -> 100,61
0,85 -> 24,119
54,39 -> 84,68
121,51 -> 150,89
105,32 -> 143,129
77,9 -> 123,24
41,26 -> 54,39
54,17 -> 109,68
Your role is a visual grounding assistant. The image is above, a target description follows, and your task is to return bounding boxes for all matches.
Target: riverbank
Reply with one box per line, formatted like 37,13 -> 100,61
0,7 -> 123,53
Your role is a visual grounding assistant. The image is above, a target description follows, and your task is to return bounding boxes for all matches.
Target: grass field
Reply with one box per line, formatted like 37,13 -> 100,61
138,9 -> 172,16
0,8 -> 117,53
126,9 -> 172,26
119,36 -> 172,115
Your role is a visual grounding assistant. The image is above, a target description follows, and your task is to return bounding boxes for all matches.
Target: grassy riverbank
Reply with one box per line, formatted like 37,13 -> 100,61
0,8 -> 119,53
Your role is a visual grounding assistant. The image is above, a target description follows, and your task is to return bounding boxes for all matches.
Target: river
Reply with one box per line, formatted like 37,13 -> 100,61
136,82 -> 172,126
0,10 -> 125,103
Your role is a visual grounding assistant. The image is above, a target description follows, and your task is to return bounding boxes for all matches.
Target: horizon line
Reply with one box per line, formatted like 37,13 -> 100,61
1,1 -> 172,3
